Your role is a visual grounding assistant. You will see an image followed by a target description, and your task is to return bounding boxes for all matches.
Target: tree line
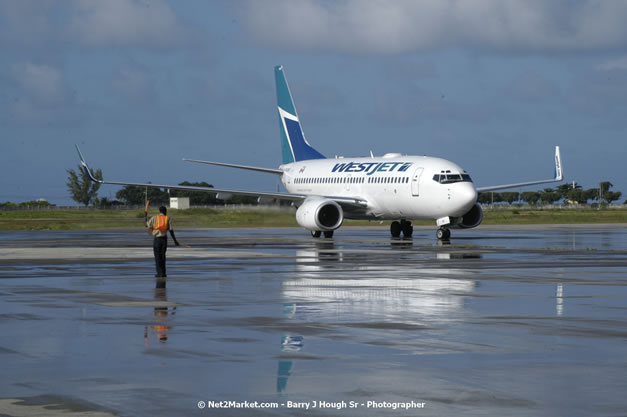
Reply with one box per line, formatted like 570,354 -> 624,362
478,182 -> 622,206
114,182 -> 258,206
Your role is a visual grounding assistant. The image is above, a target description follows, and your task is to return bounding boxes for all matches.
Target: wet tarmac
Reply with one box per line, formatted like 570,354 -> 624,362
1,225 -> 626,416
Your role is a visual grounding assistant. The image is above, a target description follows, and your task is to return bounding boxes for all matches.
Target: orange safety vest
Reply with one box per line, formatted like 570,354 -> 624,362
154,215 -> 170,233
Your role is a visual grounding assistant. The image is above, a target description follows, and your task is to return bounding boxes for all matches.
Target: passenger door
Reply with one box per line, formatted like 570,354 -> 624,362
411,167 -> 423,197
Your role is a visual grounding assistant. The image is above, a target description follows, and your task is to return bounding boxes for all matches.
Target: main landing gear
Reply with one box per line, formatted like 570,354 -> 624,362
436,227 -> 451,240
311,230 -> 334,238
390,220 -> 413,238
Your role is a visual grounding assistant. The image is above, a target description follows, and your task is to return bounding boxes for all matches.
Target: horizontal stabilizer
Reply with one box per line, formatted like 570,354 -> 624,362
182,158 -> 283,175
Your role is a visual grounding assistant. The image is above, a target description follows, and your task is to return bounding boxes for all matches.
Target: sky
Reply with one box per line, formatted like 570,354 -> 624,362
1,0 -> 626,205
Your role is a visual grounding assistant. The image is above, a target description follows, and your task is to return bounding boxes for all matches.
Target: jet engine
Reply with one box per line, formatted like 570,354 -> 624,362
451,203 -> 483,229
296,198 -> 343,231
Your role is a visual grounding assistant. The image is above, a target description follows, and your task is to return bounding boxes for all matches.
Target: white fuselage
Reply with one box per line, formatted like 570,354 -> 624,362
279,154 -> 478,221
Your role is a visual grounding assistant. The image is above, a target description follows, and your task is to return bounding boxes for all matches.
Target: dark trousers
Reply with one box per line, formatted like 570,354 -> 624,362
153,236 -> 167,277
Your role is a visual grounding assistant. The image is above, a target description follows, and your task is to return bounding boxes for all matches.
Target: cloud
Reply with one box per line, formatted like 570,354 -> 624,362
0,1 -> 57,47
111,66 -> 156,103
68,0 -> 186,48
0,0 -> 191,50
3,62 -> 83,126
240,0 -> 627,54
12,63 -> 65,104
596,56 -> 627,71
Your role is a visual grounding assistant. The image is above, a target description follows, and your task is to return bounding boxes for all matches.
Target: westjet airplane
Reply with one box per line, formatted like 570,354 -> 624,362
77,65 -> 563,240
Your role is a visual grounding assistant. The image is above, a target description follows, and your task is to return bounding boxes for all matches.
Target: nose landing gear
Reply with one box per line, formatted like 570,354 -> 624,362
436,227 -> 451,240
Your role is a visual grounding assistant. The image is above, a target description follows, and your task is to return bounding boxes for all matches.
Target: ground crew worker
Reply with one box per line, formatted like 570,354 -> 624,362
146,206 -> 180,277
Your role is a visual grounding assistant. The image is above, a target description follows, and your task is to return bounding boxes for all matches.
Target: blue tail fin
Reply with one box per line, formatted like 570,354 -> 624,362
275,65 -> 325,164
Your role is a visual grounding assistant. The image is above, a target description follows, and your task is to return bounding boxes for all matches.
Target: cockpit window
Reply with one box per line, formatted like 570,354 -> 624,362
434,172 -> 473,184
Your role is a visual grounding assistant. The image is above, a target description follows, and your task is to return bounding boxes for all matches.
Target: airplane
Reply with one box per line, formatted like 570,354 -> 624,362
77,65 -> 563,240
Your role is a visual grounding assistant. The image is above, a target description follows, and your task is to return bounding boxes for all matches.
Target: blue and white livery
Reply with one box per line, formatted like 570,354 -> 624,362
77,66 -> 563,240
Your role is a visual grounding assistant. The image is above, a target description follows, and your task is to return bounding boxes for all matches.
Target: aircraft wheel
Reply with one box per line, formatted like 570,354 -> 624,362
390,221 -> 401,237
401,220 -> 413,238
323,231 -> 334,238
436,228 -> 450,240
311,230 -> 322,238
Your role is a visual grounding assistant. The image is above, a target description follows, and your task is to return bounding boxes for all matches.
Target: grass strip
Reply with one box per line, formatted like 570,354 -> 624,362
0,207 -> 625,231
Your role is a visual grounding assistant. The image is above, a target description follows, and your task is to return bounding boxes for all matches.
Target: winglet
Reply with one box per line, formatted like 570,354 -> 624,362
554,146 -> 563,181
75,145 -> 103,184
475,145 -> 564,193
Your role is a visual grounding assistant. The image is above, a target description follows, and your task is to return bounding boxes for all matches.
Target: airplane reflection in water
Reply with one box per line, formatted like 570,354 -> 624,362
278,303 -> 304,394
288,242 -> 479,319
144,277 -> 176,346
277,241 -> 480,393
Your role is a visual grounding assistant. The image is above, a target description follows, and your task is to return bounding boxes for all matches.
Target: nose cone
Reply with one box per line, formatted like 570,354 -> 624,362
454,183 -> 478,215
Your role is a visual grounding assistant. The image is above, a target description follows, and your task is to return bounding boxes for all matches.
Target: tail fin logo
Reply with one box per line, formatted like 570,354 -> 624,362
278,106 -> 325,164
275,65 -> 325,164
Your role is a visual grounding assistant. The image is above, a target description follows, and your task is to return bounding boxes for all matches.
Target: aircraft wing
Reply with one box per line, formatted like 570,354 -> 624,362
76,146 -> 368,208
476,146 -> 563,192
